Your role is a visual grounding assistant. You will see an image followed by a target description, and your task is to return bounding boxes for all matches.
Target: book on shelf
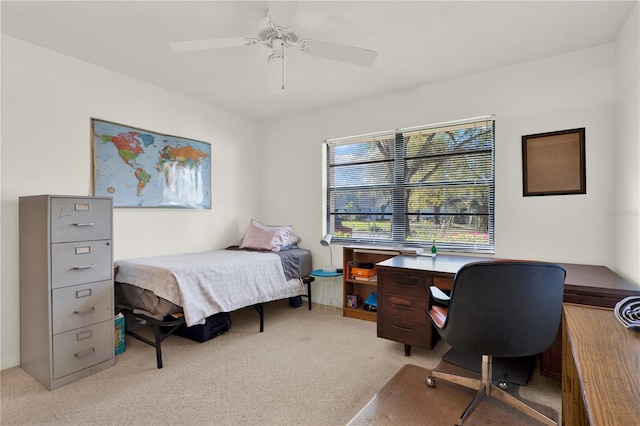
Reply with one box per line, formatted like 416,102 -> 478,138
353,275 -> 377,282
351,267 -> 377,278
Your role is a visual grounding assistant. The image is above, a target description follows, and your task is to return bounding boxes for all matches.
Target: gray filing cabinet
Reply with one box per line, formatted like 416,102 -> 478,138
19,195 -> 115,390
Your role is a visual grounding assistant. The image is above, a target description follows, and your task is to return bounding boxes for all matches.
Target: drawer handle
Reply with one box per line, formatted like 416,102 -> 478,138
74,347 -> 96,359
571,292 -> 604,298
392,325 -> 414,332
392,304 -> 415,310
73,307 -> 95,315
73,222 -> 94,227
72,265 -> 94,270
392,282 -> 417,288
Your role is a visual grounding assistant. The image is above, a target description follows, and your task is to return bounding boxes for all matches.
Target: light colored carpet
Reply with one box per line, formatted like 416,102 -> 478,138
0,301 -> 560,425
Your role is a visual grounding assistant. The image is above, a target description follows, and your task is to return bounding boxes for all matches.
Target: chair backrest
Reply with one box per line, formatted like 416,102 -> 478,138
437,261 -> 566,358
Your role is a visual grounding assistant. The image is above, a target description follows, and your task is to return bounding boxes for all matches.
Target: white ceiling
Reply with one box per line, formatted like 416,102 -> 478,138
2,1 -> 636,121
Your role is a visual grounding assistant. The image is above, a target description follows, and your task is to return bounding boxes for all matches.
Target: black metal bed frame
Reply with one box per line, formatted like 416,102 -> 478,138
120,276 -> 315,369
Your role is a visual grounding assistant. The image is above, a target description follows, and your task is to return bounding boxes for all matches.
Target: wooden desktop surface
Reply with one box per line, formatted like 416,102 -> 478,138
376,254 -> 487,275
376,254 -> 640,294
562,304 -> 640,425
561,262 -> 640,296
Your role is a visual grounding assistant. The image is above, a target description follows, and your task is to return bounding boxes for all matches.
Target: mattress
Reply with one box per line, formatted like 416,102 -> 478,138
115,247 -> 312,324
226,246 -> 312,280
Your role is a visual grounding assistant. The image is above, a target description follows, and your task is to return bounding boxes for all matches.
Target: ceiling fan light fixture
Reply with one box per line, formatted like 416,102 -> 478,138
267,39 -> 286,94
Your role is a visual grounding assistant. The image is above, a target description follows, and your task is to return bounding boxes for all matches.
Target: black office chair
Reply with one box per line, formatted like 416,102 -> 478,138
425,260 -> 566,425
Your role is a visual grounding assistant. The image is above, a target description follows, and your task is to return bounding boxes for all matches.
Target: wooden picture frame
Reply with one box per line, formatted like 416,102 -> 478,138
522,128 -> 585,196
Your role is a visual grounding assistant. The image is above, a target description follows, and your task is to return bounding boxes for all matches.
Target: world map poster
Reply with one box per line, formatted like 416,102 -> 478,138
92,119 -> 211,208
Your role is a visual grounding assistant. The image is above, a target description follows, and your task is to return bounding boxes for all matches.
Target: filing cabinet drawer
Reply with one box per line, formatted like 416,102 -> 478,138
51,240 -> 112,288
50,198 -> 111,243
52,320 -> 113,379
378,315 -> 430,349
379,270 -> 429,298
52,280 -> 113,334
380,294 -> 427,322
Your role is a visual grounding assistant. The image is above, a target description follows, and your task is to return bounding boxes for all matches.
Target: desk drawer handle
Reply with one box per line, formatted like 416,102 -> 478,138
73,307 -> 95,315
570,292 -> 604,298
392,325 -> 414,332
72,265 -> 94,270
73,222 -> 94,227
392,303 -> 415,310
392,282 -> 417,288
74,347 -> 96,359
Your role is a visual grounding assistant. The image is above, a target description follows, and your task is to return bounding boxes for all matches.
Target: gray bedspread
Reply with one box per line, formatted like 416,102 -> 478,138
226,246 -> 312,280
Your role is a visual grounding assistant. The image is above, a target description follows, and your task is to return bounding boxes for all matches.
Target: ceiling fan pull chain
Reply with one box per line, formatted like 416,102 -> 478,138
281,42 -> 286,91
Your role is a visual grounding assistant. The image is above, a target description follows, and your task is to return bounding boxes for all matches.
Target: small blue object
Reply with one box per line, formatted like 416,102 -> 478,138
364,292 -> 378,307
114,313 -> 125,355
311,269 -> 342,277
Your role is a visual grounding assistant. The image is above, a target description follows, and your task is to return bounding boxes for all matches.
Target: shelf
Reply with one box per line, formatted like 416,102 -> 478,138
343,307 -> 377,322
343,245 -> 399,323
346,278 -> 377,286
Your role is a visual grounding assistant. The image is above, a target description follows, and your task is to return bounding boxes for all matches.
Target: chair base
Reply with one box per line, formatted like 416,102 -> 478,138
426,355 -> 557,426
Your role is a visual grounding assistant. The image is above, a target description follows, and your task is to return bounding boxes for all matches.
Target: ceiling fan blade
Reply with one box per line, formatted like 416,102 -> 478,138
170,37 -> 257,52
267,1 -> 298,28
304,39 -> 378,67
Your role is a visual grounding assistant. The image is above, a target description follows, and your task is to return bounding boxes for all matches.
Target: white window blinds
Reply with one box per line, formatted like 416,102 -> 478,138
325,116 -> 495,253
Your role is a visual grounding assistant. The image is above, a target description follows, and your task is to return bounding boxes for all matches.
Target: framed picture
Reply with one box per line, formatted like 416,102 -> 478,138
522,128 -> 585,196
91,118 -> 211,208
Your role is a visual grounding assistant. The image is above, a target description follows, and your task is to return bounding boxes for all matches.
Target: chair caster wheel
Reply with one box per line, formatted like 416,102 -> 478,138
498,380 -> 508,390
425,376 -> 436,387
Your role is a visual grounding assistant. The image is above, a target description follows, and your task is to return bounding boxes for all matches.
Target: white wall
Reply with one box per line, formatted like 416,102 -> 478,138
614,3 -> 640,284
262,45 -> 620,272
1,36 -> 263,368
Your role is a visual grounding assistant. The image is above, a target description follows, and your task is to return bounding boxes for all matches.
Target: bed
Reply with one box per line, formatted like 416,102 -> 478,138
114,220 -> 314,367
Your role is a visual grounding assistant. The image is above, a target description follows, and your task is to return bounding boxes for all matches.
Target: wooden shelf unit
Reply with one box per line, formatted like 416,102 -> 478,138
342,246 -> 400,322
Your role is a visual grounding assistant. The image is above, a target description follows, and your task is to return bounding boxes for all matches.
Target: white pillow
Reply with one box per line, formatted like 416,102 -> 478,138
286,232 -> 301,246
240,219 -> 293,252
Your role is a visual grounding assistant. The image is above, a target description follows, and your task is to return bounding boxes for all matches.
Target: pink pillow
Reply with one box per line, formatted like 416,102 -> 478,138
240,219 -> 293,252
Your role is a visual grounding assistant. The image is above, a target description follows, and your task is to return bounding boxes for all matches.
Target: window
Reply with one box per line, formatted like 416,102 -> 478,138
325,116 -> 495,253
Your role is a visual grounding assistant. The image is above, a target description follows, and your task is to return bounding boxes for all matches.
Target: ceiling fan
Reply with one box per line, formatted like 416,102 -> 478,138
170,1 -> 378,92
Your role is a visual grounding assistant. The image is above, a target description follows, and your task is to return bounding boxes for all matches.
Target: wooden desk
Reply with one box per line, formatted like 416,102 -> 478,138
562,304 -> 640,425
375,255 -> 640,370
543,263 -> 640,379
376,255 -> 481,355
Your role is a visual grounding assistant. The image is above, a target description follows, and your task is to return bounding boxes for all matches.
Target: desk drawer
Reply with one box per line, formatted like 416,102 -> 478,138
52,280 -> 113,334
379,270 -> 429,298
52,320 -> 113,379
563,291 -> 623,308
378,315 -> 430,348
380,294 -> 427,322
